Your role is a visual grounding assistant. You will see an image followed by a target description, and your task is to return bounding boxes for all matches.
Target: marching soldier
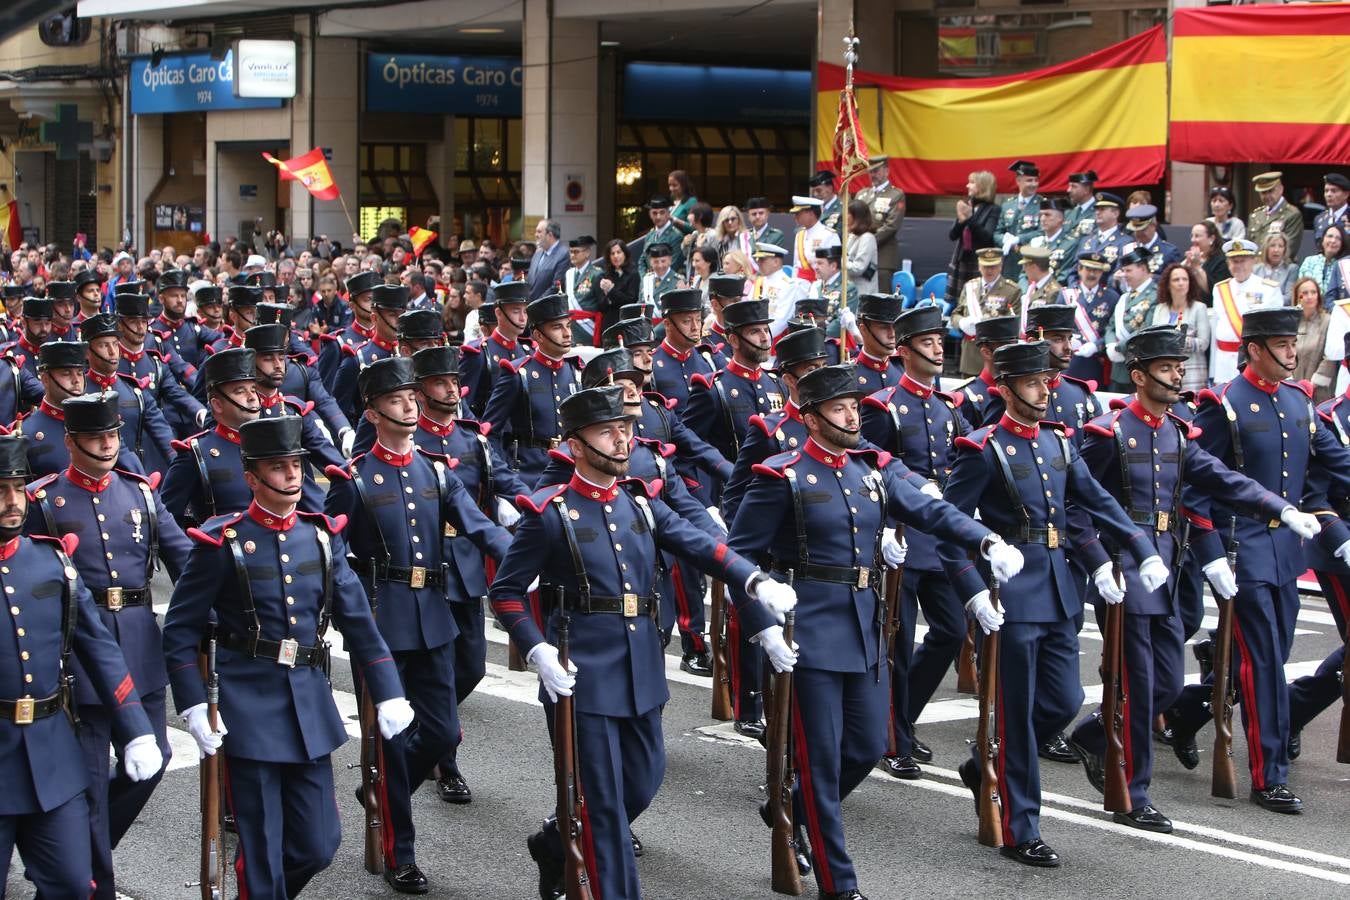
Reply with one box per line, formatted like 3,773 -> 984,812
858,157 -> 906,290
459,281 -> 531,419
333,283 -> 410,424
790,298 -> 846,364
149,267 -> 222,374
315,270 -> 381,389
1026,198 -> 1080,284
207,285 -> 262,355
1121,205 -> 1182,283
0,433 -> 163,897
952,247 -> 1021,377
74,270 -> 105,324
700,273 -> 749,370
1078,192 -> 1131,277
1060,251 -> 1118,385
650,288 -> 714,408
640,243 -> 682,308
81,313 -> 177,478
192,284 -> 228,338
1017,246 -> 1062,313
1002,305 -> 1102,437
47,281 -> 78,340
1067,325 -> 1307,833
1166,308 -> 1350,813
161,415 -> 415,899
729,364 -> 1020,900
747,196 -> 787,253
490,385 -> 789,900
11,296 -> 56,379
956,316 -> 1020,429
0,334 -> 43,424
26,393 -> 192,899
1209,238 -> 1286,386
247,271 -> 280,304
942,341 -> 1167,867
849,293 -> 903,395
115,292 -> 206,438
1313,172 -> 1350,243
243,325 -> 346,473
995,160 -> 1044,277
255,303 -> 314,360
1247,171 -> 1305,259
686,299 -> 785,466
1063,171 -> 1098,239
326,356 -> 512,892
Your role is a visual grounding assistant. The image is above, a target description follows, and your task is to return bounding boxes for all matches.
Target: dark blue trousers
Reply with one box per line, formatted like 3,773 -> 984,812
79,688 -> 170,900
1177,551 -> 1206,640
667,560 -> 709,656
727,603 -> 764,723
223,754 -> 340,900
1289,569 -> 1350,736
891,568 -> 964,756
0,794 -> 92,899
440,600 -> 487,778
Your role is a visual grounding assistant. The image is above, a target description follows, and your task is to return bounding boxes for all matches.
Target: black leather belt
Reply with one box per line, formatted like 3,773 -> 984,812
218,632 -> 329,668
0,692 -> 62,725
93,587 -> 151,610
358,561 -> 444,588
517,436 -> 564,450
560,593 -> 654,617
771,560 -> 880,590
1019,525 -> 1063,548
1128,509 -> 1176,534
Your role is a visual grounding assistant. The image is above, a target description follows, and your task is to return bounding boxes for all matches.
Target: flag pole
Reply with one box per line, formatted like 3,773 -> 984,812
841,26 -> 859,345
336,193 -> 359,243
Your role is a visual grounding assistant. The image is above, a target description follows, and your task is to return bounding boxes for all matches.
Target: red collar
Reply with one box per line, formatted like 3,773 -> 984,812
228,331 -> 245,348
248,501 -> 296,531
18,334 -> 42,356
784,400 -> 802,422
373,442 -> 414,466
1127,399 -> 1167,430
119,343 -> 145,362
39,398 -> 64,420
51,324 -> 71,338
726,358 -> 761,381
1242,365 -> 1281,395
659,339 -> 691,362
711,322 -> 728,338
803,438 -> 847,468
352,319 -> 374,339
855,350 -> 890,373
214,423 -> 241,444
156,313 -> 179,329
371,334 -> 396,353
900,372 -> 934,399
998,414 -> 1039,439
66,465 -> 112,493
532,349 -> 564,371
0,537 -> 18,561
979,369 -> 998,389
491,329 -> 517,351
568,473 -> 619,502
258,390 -> 284,409
87,369 -> 117,389
418,413 -> 455,437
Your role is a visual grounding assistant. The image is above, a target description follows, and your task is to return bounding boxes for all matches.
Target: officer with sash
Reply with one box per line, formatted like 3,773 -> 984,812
563,235 -> 604,344
1209,238 -> 1286,385
1106,247 -> 1160,392
1060,251 -> 1118,385
1079,192 -> 1131,276
752,243 -> 807,338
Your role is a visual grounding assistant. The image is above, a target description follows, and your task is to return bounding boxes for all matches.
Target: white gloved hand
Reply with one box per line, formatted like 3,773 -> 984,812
1280,507 -> 1321,540
1106,341 -> 1124,363
123,734 -> 164,781
1335,539 -> 1350,564
755,625 -> 797,674
528,643 -> 577,702
881,528 -> 907,568
749,575 -> 798,624
375,697 -> 415,740
1139,555 -> 1169,593
182,703 -> 227,758
195,407 -> 208,428
984,538 -> 1024,583
1202,557 -> 1238,600
920,480 -> 943,500
965,590 -> 1004,634
340,428 -> 356,457
1075,341 -> 1099,358
959,317 -> 979,338
838,306 -> 858,339
1092,562 -> 1126,605
496,496 -> 521,528
706,505 -> 727,532
1001,233 -> 1019,254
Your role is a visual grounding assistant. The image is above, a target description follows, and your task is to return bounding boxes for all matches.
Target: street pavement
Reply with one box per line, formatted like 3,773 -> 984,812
8,579 -> 1350,899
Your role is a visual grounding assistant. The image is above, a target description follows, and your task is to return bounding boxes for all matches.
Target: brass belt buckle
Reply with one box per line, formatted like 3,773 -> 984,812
1269,518 -> 1281,529
1046,525 -> 1060,549
622,593 -> 638,617
856,568 -> 870,590
14,697 -> 34,725
1156,511 -> 1170,533
277,638 -> 299,667
105,587 -> 123,611
409,566 -> 427,589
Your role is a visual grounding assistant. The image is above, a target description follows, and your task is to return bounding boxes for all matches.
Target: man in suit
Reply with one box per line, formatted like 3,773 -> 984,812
528,219 -> 570,301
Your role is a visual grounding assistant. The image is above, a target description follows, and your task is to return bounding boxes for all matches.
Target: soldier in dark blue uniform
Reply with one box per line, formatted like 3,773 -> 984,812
0,433 -> 163,898
255,302 -> 314,360
0,338 -> 43,425
1165,308 -> 1350,813
161,415 -> 415,900
26,393 -> 192,899
191,283 -> 228,337
47,280 -> 78,340
729,364 -> 1018,900
243,324 -> 346,477
860,305 -> 970,778
956,315 -> 1020,429
483,293 -> 583,488
73,270 -> 105,325
787,297 -> 846,365
325,356 -> 512,893
941,342 -> 1167,868
1067,326 -> 1306,833
490,385 -> 785,900
316,270 -> 381,390
459,280 -> 531,419
80,313 -> 177,478
849,294 -> 902,396
114,292 -> 206,438
650,287 -> 714,408
150,268 -> 223,374
10,296 -> 55,380
207,285 -> 262,355
698,274 -> 744,372
333,284 -> 411,425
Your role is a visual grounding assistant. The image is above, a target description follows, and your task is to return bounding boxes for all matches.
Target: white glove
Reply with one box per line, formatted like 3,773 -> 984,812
1280,507 -> 1321,540
123,734 -> 164,782
1092,562 -> 1126,605
195,407 -> 208,428
1106,341 -> 1124,363
1202,558 -> 1238,600
183,703 -> 227,758
959,317 -> 978,338
339,428 -> 356,457
706,505 -> 727,532
1335,539 -> 1350,564
965,590 -> 1004,634
376,697 -> 415,739
754,625 -> 797,674
1001,233 -> 1019,254
881,528 -> 907,568
1074,341 -> 1098,358
920,479 -> 943,499
496,496 -> 521,528
1139,555 -> 1169,593
528,643 -> 577,702
749,575 -> 798,624
984,538 -> 1024,583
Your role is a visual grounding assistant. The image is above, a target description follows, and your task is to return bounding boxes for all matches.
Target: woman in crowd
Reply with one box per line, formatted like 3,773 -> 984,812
442,283 -> 467,346
681,202 -> 717,276
721,249 -> 755,292
1150,261 -> 1211,391
597,238 -> 639,334
846,199 -> 878,296
1290,277 -> 1333,399
944,169 -> 1000,306
1297,223 -> 1348,306
689,245 -> 719,296
1254,232 -> 1299,302
1207,186 -> 1246,242
714,205 -> 755,271
668,170 -> 698,234
1185,219 -> 1229,295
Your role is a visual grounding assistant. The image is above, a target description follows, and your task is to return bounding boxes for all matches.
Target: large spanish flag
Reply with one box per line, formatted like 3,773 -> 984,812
817,26 -> 1167,194
1171,4 -> 1350,165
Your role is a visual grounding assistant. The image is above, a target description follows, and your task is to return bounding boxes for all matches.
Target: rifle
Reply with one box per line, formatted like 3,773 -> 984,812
509,640 -> 527,672
1339,617 -> 1350,764
710,580 -> 733,721
976,580 -> 1003,848
355,684 -> 387,873
1100,557 -> 1130,813
554,613 -> 595,900
191,638 -> 223,899
1211,525 -> 1239,800
768,610 -> 803,896
956,620 -> 978,695
882,554 -> 903,756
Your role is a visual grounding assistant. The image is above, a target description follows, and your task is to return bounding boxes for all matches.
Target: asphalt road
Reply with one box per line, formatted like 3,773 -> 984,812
8,581 -> 1350,900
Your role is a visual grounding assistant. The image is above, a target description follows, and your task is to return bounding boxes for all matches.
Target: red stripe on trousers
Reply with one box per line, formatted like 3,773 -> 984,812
668,562 -> 707,653
1232,620 -> 1266,789
791,688 -> 833,894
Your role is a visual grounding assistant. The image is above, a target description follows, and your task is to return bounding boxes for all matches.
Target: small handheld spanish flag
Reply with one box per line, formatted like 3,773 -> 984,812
263,148 -> 340,201
408,226 -> 438,258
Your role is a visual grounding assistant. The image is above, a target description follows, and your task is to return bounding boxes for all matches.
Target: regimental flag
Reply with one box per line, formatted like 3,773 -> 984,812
1171,5 -> 1350,165
262,148 -> 340,201
817,26 -> 1167,194
409,226 -> 437,258
0,199 -> 20,250
832,80 -> 871,184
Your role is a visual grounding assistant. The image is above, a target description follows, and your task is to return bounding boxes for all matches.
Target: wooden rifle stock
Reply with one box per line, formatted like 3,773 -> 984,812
882,558 -> 903,756
1211,531 -> 1239,800
956,620 -> 978,695
554,615 -> 595,900
356,684 -> 387,874
1100,560 -> 1130,813
197,640 -> 223,900
768,610 -> 803,896
710,580 -> 733,721
509,640 -> 527,672
976,582 -> 1003,848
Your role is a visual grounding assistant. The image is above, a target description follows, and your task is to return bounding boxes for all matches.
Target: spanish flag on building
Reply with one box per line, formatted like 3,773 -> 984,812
263,148 -> 341,201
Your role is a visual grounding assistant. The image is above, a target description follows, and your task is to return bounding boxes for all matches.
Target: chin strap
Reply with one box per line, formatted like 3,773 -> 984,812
578,436 -> 630,464
376,408 -> 418,428
424,395 -> 458,415
1006,384 -> 1048,419
0,523 -> 21,541
258,478 -> 302,498
863,321 -> 896,355
903,339 -> 942,371
814,409 -> 861,437
213,389 -> 261,417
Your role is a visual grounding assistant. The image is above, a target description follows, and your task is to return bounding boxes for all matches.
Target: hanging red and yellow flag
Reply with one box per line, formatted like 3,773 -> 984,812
408,226 -> 437,258
832,78 -> 871,184
0,199 -> 21,250
262,148 -> 340,201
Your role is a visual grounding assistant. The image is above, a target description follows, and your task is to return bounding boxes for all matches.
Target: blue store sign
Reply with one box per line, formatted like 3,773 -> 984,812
366,53 -> 522,116
131,50 -> 285,114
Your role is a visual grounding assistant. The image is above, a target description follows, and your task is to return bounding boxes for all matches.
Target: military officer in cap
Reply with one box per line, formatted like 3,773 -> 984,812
1106,247 -> 1160,392
1063,171 -> 1098,239
790,197 -> 841,281
730,363 -> 1018,900
996,161 -> 1044,276
80,313 -> 178,477
808,245 -> 846,332
26,393 -> 192,899
858,158 -> 906,289
483,293 -> 583,487
115,292 -> 206,438
326,356 -> 511,892
1314,173 -> 1350,242
1121,204 -> 1182,282
651,287 -> 714,408
639,196 -> 686,277
1067,325 -> 1303,832
207,285 -> 263,355
1248,172 -> 1305,259
942,341 -> 1167,867
751,243 -> 807,337
315,270 -> 381,389
953,247 -> 1021,378
46,281 -> 78,339
162,415 -> 415,899
640,243 -> 683,309
459,280 -> 532,419
809,170 -> 845,234
563,235 -> 605,342
957,316 -> 1021,429
0,432 -> 163,898
747,196 -> 787,252
1209,237 -> 1286,385
1079,192 -> 1131,275
1017,246 -> 1062,313
150,268 -> 223,374
333,283 -> 411,424
1060,251 -> 1118,385
10,296 -> 56,379
1165,308 -> 1350,813
491,384 -> 788,900
1026,198 -> 1080,284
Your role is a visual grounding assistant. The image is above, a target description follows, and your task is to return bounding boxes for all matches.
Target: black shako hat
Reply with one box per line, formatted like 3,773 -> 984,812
1024,304 -> 1076,336
228,285 -> 262,307
358,356 -> 418,402
114,280 -> 146,296
195,285 -> 223,306
0,434 -> 30,479
894,305 -> 945,342
603,318 -> 655,349
583,348 -> 644,388
775,327 -> 828,370
256,303 -> 293,328
993,341 -> 1054,380
1242,307 -> 1301,341
157,269 -> 190,290
371,284 -> 410,310
345,271 -> 382,297
660,289 -> 703,315
857,294 -> 901,323
38,341 -> 88,371
79,313 -> 118,341
45,281 -> 76,301
23,297 -> 53,319
722,299 -> 770,330
526,294 -> 570,330
413,345 -> 460,379
244,324 -> 289,354
796,364 -> 867,409
619,302 -> 655,322
202,347 -> 257,387
115,294 -> 152,318
246,271 -> 277,289
975,315 -> 1021,345
240,416 -> 306,461
708,275 -> 746,299
398,309 -> 443,341
559,385 -> 636,436
62,394 -> 121,434
1125,325 -> 1188,368
491,281 -> 530,304
793,297 -> 829,324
